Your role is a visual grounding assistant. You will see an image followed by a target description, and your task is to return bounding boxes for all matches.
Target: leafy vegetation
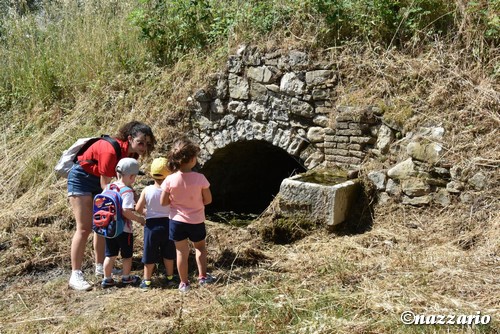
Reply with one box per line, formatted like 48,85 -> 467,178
1,0 -> 497,113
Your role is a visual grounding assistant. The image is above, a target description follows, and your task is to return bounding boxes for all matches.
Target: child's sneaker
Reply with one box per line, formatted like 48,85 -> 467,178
95,263 -> 122,277
140,280 -> 152,291
165,275 -> 179,288
178,282 -> 190,293
198,274 -> 215,285
121,275 -> 140,285
69,270 -> 92,291
101,278 -> 116,288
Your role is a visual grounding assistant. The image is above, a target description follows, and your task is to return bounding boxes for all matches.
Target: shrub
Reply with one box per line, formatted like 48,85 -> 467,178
0,1 -> 151,111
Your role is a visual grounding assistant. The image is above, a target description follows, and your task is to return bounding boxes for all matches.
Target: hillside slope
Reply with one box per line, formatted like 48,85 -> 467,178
0,41 -> 498,333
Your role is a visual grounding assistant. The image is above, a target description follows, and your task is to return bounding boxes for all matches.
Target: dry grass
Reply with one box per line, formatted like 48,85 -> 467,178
0,41 -> 499,333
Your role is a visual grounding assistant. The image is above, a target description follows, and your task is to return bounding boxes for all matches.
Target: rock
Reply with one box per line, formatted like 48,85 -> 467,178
407,141 -> 443,164
367,171 -> 387,191
290,98 -> 314,118
386,178 -> 401,196
210,98 -> 225,114
433,189 -> 451,207
401,177 -> 431,197
227,101 -> 247,117
418,126 -> 445,140
468,172 -> 487,190
446,181 -> 464,193
376,124 -> 394,154
450,165 -> 462,180
228,74 -> 249,99
459,192 -> 474,204
280,72 -> 305,96
194,89 -> 211,102
248,102 -> 267,121
402,195 -> 431,206
305,70 -> 334,86
378,192 -> 391,205
227,55 -> 242,73
307,127 -> 326,143
313,115 -> 330,127
247,66 -> 274,83
303,151 -> 324,169
387,158 -> 416,180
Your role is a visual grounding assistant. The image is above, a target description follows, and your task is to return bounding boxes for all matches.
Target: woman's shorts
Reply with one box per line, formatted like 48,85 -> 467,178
67,163 -> 102,197
169,219 -> 206,243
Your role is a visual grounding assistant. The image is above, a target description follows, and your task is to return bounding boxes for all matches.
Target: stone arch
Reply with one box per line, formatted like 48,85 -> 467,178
188,46 -> 332,171
201,140 -> 306,214
187,46 -> 381,213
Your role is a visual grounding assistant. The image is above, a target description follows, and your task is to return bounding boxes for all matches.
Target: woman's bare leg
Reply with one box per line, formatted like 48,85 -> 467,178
69,195 -> 93,270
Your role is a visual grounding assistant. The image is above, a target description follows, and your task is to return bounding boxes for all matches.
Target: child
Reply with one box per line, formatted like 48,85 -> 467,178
160,137 -> 214,293
135,157 -> 177,290
101,158 -> 145,288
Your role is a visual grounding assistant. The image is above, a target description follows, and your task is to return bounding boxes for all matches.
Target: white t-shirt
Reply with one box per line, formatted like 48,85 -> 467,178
112,181 -> 135,233
143,185 -> 170,219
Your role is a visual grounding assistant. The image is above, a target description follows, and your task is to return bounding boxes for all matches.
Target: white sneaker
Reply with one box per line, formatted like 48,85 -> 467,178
178,282 -> 190,293
95,263 -> 122,277
95,263 -> 104,276
198,273 -> 215,285
69,270 -> 92,291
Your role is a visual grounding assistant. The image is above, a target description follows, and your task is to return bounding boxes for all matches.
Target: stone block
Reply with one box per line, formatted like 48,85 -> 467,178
247,66 -> 274,83
228,73 -> 249,99
278,175 -> 360,226
402,195 -> 432,206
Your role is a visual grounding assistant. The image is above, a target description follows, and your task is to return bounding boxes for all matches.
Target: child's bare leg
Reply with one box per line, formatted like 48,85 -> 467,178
93,233 -> 105,265
163,258 -> 175,277
143,263 -> 155,280
122,257 -> 132,276
193,239 -> 207,278
103,256 -> 116,278
175,239 -> 190,283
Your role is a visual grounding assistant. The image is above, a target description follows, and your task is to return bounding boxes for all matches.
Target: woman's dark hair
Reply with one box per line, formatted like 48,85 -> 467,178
116,121 -> 156,156
167,137 -> 200,172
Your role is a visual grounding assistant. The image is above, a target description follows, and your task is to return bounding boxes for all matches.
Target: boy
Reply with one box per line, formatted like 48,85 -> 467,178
101,158 -> 145,287
135,157 -> 177,290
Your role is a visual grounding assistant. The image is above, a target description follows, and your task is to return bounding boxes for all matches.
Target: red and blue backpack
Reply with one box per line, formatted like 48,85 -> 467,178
92,184 -> 133,238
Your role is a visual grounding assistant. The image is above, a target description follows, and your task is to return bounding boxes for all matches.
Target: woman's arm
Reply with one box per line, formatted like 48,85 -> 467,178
100,175 -> 113,190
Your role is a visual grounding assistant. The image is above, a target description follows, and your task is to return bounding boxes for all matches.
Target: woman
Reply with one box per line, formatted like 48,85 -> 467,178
67,121 -> 155,291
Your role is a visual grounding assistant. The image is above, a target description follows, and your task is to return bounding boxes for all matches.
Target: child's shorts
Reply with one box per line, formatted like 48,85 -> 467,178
142,217 -> 176,264
67,163 -> 102,197
169,219 -> 206,243
105,232 -> 134,258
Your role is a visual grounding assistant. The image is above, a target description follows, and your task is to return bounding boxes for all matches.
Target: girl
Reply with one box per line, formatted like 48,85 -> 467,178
160,137 -> 213,292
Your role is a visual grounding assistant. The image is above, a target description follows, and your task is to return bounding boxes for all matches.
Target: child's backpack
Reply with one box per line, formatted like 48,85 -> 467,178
54,135 -> 121,178
92,184 -> 133,239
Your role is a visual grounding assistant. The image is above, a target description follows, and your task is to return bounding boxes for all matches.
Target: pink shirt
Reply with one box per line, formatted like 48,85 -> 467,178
161,171 -> 210,224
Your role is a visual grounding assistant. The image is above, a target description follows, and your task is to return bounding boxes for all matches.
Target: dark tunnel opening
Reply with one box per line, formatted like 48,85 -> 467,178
201,140 -> 307,216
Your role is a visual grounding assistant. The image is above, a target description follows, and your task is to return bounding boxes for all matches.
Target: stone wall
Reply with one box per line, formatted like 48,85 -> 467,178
188,45 -> 337,170
187,45 -> 485,207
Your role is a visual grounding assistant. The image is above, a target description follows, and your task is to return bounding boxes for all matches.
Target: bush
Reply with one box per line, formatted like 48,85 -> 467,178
130,0 -> 468,64
0,0 -> 151,110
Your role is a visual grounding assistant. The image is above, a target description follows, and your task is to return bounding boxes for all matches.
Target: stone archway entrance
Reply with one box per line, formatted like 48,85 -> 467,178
201,140 -> 306,215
